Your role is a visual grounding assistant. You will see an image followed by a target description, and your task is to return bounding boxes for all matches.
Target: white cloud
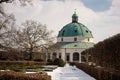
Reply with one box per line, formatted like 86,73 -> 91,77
92,0 -> 120,42
3,0 -> 120,43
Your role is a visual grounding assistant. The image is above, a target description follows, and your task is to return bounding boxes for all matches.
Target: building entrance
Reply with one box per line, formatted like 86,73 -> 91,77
73,52 -> 79,61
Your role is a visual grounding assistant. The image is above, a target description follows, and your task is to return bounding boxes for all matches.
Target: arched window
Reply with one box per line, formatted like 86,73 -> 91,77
73,52 -> 79,61
66,53 -> 70,62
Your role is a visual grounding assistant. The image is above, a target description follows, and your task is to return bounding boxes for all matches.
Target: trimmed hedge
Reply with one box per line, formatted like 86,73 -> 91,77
0,61 -> 46,70
53,58 -> 65,67
82,34 -> 120,71
0,61 -> 46,66
70,62 -> 120,80
0,71 -> 51,80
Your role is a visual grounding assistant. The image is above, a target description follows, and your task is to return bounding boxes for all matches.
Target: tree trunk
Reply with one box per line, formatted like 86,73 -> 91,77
29,48 -> 33,60
29,52 -> 32,60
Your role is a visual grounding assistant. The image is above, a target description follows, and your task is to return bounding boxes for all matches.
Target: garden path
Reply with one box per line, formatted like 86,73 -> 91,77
47,64 -> 96,80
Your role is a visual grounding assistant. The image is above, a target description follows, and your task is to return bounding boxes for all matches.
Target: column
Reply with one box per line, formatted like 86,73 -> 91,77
79,52 -> 81,63
57,53 -> 59,58
70,53 -> 73,62
61,49 -> 65,61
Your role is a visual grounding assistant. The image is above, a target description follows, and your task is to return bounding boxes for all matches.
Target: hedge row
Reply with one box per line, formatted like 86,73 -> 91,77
0,71 -> 51,80
70,62 -> 120,80
82,34 -> 120,71
0,61 -> 46,66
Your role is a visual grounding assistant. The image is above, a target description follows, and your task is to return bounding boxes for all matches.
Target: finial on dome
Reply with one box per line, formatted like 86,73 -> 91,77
72,9 -> 78,23
74,9 -> 76,14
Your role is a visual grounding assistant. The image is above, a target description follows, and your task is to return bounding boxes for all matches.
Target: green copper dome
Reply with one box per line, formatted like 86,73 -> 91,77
58,12 -> 93,38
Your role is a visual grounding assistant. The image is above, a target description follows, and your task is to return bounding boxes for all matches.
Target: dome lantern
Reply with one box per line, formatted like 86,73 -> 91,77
72,11 -> 78,23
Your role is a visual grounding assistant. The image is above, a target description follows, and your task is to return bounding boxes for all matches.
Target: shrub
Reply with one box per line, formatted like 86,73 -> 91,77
53,58 -> 65,67
47,59 -> 53,63
0,61 -> 46,66
33,59 -> 44,62
0,71 -> 51,80
70,62 -> 120,80
0,61 -> 46,70
47,59 -> 53,65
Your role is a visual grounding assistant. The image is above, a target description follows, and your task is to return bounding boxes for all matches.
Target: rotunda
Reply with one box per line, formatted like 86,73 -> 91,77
52,12 -> 94,63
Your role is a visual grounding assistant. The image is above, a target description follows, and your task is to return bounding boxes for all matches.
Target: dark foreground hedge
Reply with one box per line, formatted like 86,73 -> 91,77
70,62 -> 120,80
0,71 -> 51,80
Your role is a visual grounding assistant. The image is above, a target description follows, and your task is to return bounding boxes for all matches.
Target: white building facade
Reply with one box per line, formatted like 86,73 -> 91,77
51,12 -> 94,63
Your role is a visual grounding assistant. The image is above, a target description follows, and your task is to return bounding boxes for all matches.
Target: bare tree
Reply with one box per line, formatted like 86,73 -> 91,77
12,20 -> 54,60
0,0 -> 32,5
0,14 -> 15,36
0,0 -> 32,48
0,0 -> 32,30
0,14 -> 16,49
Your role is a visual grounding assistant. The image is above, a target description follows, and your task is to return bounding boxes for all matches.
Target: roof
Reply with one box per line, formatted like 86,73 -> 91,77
57,42 -> 94,49
58,12 -> 93,38
58,22 -> 93,38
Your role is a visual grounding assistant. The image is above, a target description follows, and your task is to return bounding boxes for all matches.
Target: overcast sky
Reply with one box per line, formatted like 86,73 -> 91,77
3,0 -> 120,43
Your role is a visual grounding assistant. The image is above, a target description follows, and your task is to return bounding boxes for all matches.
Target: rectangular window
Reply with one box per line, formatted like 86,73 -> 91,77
88,38 -> 90,42
75,30 -> 77,32
74,38 -> 77,41
61,38 -> 63,42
